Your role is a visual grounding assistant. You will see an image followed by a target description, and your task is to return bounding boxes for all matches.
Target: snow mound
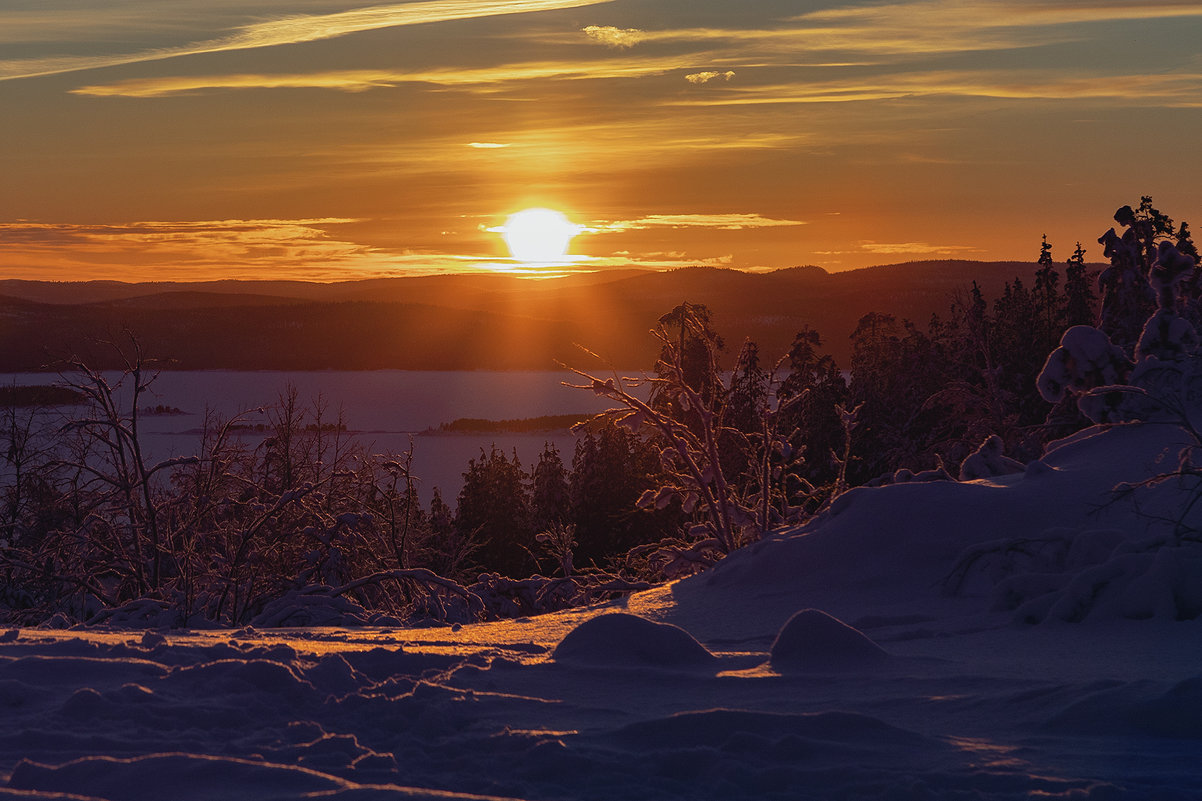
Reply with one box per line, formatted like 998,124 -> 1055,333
768,609 -> 888,672
7,753 -> 345,801
1044,675 -> 1202,739
606,708 -> 926,751
249,591 -> 399,628
1005,541 -> 1202,623
6,752 -> 506,800
552,613 -> 716,669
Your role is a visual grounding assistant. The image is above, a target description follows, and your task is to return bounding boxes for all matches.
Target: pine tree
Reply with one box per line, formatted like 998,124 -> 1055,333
777,327 -> 847,486
1033,235 -> 1063,348
1063,241 -> 1096,327
725,339 -> 768,436
530,442 -> 570,534
569,423 -> 675,565
455,446 -> 532,577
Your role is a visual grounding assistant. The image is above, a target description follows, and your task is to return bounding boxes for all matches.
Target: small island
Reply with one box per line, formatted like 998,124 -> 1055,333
431,413 -> 592,434
0,385 -> 86,408
139,404 -> 190,416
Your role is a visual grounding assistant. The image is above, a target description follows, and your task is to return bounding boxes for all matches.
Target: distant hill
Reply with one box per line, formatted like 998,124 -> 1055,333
0,260 -> 1099,371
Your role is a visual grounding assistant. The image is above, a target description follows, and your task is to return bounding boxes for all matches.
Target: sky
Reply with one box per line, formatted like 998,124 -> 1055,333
1,0 -> 1201,282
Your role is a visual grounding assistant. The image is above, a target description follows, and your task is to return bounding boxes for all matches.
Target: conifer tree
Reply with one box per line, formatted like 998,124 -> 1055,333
777,327 -> 847,486
1033,235 -> 1063,348
1063,242 -> 1096,327
569,423 -> 671,565
455,446 -> 532,577
530,443 -> 570,534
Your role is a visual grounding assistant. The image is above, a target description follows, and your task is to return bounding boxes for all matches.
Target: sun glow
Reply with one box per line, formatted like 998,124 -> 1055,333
502,208 -> 579,263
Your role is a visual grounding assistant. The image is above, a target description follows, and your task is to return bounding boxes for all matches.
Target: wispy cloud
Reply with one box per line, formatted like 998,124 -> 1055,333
578,1 -> 1202,59
670,70 -> 1202,107
594,214 -> 806,232
855,241 -> 981,256
685,71 -> 735,84
0,217 -> 738,280
71,56 -> 688,97
467,142 -> 510,149
0,219 -> 400,281
0,218 -> 359,259
0,0 -> 616,81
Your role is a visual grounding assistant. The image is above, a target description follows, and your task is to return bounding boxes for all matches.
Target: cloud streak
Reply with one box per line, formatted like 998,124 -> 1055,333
593,214 -> 806,232
0,0 -> 615,81
855,241 -> 981,256
577,1 -> 1202,59
71,56 -> 690,97
0,219 -> 378,281
0,218 -> 626,280
669,70 -> 1202,107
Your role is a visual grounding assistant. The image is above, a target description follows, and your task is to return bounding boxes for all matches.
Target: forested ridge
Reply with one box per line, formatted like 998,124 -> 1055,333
1,259 -> 1087,371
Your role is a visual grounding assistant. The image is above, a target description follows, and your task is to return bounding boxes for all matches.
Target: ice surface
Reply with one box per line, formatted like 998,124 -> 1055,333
3,422 -> 1202,799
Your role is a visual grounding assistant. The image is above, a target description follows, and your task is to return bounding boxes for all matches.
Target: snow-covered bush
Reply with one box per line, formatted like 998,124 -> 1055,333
958,434 -> 1024,481
1036,326 -> 1133,406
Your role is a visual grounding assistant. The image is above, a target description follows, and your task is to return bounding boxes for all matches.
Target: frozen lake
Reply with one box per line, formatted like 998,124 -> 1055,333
3,370 -> 645,505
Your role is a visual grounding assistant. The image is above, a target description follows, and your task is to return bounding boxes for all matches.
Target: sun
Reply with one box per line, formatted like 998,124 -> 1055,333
502,208 -> 579,263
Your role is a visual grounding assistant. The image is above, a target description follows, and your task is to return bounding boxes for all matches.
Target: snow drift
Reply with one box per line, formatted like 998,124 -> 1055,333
2,422 -> 1201,799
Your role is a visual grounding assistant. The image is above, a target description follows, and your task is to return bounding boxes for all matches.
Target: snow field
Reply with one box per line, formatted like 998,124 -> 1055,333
2,423 -> 1202,799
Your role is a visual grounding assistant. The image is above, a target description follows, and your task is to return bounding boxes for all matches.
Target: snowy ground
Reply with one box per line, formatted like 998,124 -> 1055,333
3,422 -> 1202,800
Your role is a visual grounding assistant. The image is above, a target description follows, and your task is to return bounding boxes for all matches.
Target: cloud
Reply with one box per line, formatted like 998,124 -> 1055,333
856,241 -> 981,256
594,213 -> 806,232
467,142 -> 510,149
0,219 -> 387,281
0,218 -> 360,254
685,71 -> 735,84
0,0 -> 616,81
73,72 -> 407,97
71,56 -> 687,97
582,25 -> 649,48
0,218 -> 635,280
669,70 -> 1202,107
576,1 -> 1202,62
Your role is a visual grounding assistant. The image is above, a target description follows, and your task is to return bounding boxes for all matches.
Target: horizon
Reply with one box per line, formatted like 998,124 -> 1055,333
0,258 -> 1065,288
3,2 -> 1200,282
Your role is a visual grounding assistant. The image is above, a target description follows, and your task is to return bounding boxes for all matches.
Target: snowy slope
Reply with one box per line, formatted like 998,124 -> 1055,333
2,422 -> 1201,800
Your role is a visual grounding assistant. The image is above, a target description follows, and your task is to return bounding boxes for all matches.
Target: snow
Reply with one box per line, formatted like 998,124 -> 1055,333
958,434 -> 1024,481
1037,325 -> 1132,404
767,609 -> 888,672
551,613 -> 716,669
4,422 -> 1202,799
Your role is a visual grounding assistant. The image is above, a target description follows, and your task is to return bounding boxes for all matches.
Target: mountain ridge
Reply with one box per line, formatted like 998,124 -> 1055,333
0,260 -> 1100,371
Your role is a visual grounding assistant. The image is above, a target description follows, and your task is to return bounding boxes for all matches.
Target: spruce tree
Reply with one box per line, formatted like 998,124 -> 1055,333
1063,242 -> 1096,327
455,446 -> 532,577
530,443 -> 571,535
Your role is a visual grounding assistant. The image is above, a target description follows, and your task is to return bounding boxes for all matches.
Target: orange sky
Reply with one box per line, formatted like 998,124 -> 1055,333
2,1 -> 1201,282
